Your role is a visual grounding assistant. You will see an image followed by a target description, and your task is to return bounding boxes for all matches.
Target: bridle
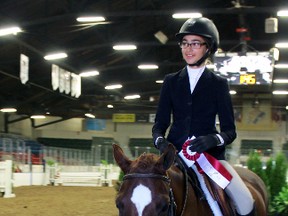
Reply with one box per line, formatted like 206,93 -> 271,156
123,173 -> 170,183
122,173 -> 177,216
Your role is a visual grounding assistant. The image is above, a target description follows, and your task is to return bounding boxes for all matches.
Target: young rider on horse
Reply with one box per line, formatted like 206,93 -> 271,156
152,17 -> 255,216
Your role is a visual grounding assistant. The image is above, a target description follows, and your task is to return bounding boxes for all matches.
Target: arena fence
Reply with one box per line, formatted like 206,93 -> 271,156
1,136 -> 287,191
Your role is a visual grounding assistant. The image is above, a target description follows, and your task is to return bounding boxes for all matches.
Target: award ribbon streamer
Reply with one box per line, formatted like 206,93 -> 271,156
179,139 -> 232,189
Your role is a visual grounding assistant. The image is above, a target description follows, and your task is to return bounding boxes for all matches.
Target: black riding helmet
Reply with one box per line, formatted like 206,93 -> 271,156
176,17 -> 219,66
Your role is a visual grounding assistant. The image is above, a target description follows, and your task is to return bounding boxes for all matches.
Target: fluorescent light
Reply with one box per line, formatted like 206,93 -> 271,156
124,94 -> 141,100
272,90 -> 288,95
172,12 -> 202,19
277,10 -> 288,17
30,115 -> 46,119
107,104 -> 114,108
229,90 -> 237,95
105,84 -> 123,90
44,52 -> 68,60
80,70 -> 99,77
138,64 -> 159,70
275,42 -> 288,48
0,26 -> 22,36
273,79 -> 288,84
271,48 -> 279,61
85,113 -> 95,118
113,44 -> 137,50
156,80 -> 163,84
274,64 -> 288,69
76,16 -> 105,22
0,108 -> 17,113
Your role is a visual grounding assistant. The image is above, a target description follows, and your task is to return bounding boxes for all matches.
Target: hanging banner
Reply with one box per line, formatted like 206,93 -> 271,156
20,54 -> 29,84
64,71 -> 71,94
51,64 -> 60,90
71,73 -> 81,98
59,68 -> 66,93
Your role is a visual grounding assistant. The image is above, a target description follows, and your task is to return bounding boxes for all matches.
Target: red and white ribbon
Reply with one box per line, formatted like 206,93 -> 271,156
178,139 -> 232,189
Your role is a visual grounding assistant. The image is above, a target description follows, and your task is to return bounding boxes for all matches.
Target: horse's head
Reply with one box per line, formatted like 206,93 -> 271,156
113,144 -> 176,216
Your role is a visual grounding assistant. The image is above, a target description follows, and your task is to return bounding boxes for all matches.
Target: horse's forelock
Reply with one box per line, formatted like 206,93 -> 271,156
130,153 -> 164,173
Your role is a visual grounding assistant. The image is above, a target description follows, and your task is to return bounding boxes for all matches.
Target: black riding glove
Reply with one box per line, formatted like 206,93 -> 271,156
189,134 -> 221,153
155,137 -> 169,154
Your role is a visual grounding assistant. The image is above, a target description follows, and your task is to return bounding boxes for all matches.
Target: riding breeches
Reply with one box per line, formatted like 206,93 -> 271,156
219,160 -> 254,215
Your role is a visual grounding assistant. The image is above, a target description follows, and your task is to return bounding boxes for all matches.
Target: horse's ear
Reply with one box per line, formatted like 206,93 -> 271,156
157,144 -> 176,171
112,144 -> 132,174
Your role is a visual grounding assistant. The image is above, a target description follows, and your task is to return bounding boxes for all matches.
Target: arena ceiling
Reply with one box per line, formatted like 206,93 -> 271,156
0,0 -> 287,120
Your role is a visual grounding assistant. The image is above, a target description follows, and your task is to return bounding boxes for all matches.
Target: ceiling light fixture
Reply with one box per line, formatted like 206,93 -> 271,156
229,90 -> 237,95
85,113 -> 95,118
138,64 -> 159,70
270,47 -> 279,61
172,12 -> 202,19
76,16 -> 105,22
44,52 -> 68,60
30,115 -> 46,119
0,26 -> 22,36
0,108 -> 17,113
273,79 -> 288,84
277,10 -> 288,17
272,90 -> 288,95
124,95 -> 141,100
80,70 -> 100,77
274,64 -> 288,69
107,104 -> 114,108
105,84 -> 123,90
113,44 -> 137,50
275,42 -> 288,48
156,80 -> 163,84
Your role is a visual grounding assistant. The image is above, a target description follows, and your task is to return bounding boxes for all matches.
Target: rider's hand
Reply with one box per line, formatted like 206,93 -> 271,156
189,134 -> 221,153
155,137 -> 169,154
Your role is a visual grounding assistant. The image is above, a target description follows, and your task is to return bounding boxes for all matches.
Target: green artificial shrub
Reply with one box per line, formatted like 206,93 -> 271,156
247,151 -> 267,184
270,185 -> 288,216
265,153 -> 287,200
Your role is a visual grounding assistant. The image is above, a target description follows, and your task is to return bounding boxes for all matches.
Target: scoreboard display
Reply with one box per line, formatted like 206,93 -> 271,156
212,52 -> 274,85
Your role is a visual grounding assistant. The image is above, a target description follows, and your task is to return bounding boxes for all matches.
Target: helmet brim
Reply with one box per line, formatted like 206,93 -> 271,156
175,32 -> 212,42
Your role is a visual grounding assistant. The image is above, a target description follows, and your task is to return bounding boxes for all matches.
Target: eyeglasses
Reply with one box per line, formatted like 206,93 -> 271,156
179,41 -> 206,49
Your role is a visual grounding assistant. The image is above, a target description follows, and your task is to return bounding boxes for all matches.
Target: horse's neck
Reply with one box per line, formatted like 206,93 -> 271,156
168,165 -> 213,216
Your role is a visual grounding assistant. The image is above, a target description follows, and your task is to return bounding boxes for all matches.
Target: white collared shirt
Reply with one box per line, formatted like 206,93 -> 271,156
187,66 -> 205,94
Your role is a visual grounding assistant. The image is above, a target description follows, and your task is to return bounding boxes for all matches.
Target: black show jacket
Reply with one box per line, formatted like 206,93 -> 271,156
152,67 -> 236,160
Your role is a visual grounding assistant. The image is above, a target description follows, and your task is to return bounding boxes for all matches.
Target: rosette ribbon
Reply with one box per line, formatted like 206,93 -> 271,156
178,139 -> 232,189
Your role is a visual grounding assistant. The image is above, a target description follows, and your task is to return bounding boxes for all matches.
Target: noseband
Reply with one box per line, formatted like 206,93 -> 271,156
122,173 -> 176,216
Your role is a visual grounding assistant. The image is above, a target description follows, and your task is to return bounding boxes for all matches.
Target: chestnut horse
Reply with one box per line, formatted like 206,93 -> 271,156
113,144 -> 268,216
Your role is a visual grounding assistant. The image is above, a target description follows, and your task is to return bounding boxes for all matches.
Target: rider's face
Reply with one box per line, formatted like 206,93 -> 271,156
180,35 -> 208,67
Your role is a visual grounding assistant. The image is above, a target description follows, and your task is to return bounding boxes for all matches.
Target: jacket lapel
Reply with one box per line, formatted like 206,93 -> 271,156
192,68 -> 212,96
178,67 -> 191,96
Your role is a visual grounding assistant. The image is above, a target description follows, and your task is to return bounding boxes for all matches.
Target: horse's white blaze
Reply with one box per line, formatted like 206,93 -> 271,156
131,184 -> 152,216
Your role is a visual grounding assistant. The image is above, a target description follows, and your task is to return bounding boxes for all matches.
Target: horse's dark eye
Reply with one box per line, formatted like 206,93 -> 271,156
161,203 -> 169,212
